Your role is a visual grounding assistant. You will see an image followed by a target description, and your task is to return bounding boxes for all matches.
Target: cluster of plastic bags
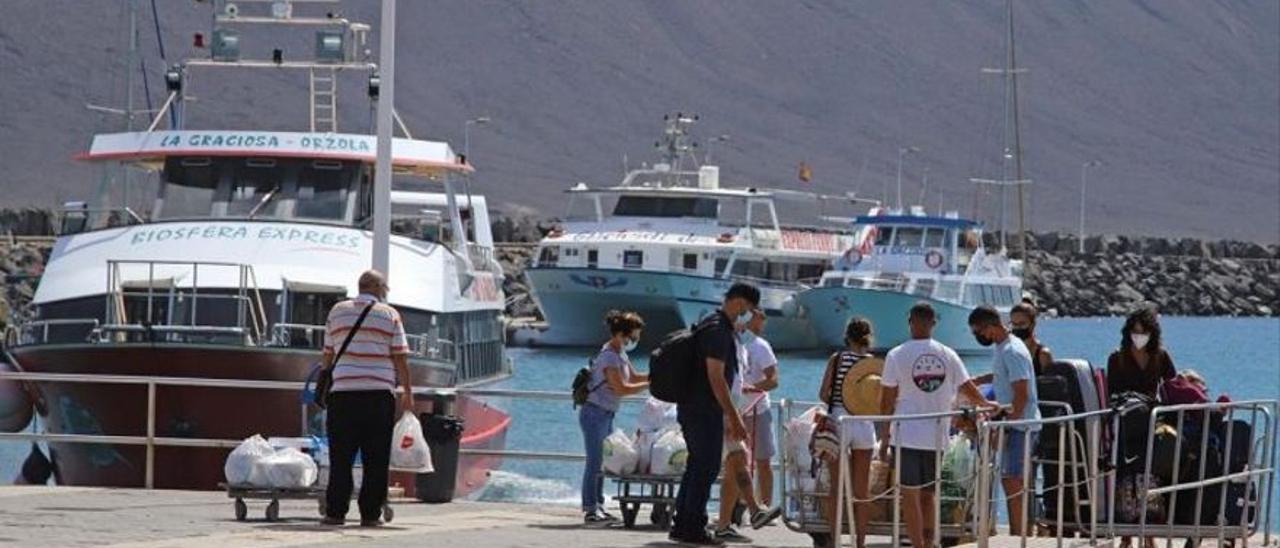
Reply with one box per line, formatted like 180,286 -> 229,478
224,413 -> 433,489
601,398 -> 687,476
224,434 -> 319,489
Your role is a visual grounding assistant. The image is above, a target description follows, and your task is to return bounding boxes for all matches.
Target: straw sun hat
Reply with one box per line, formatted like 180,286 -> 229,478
840,356 -> 884,415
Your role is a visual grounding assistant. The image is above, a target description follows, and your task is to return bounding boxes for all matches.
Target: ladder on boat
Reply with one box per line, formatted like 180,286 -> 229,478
309,67 -> 338,132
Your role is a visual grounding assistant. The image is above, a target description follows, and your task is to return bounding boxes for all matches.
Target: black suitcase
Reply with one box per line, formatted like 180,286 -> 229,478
1036,360 -> 1106,528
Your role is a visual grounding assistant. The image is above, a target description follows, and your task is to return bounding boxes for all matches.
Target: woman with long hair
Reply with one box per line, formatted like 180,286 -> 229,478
579,310 -> 648,524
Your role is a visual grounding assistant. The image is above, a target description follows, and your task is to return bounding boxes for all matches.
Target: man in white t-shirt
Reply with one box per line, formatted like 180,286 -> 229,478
879,302 -> 994,548
740,312 -> 779,508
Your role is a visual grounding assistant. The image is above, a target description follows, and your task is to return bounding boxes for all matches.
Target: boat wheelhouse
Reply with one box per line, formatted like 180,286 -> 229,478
795,206 -> 1022,354
3,1 -> 509,496
514,115 -> 861,350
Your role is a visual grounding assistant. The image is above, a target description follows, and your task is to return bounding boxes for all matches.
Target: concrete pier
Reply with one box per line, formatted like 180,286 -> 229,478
0,486 -> 1272,547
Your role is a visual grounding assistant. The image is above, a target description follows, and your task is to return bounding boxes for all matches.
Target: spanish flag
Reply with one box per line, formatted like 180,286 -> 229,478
798,161 -> 813,183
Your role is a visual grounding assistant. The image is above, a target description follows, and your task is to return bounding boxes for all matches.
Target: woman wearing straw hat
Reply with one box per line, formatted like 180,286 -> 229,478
817,317 -> 884,548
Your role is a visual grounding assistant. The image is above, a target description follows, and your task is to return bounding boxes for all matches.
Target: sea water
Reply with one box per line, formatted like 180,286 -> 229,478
3,317 -> 1278,521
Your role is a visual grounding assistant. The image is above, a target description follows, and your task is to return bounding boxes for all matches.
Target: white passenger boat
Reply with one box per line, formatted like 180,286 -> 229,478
2,0 -> 509,497
795,206 -> 1022,354
512,115 -> 860,350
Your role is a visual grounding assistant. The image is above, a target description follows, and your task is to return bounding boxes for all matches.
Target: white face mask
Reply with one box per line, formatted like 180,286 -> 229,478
735,311 -> 753,327
623,339 -> 638,352
1130,333 -> 1151,350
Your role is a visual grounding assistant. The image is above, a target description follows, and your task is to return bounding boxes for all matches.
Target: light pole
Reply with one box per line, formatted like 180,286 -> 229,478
1079,160 -> 1101,254
463,116 -> 491,163
462,117 -> 492,237
372,0 -> 398,275
896,146 -> 920,209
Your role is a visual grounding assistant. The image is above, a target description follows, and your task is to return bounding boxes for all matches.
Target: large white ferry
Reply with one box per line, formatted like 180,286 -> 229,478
513,115 -> 862,350
795,206 -> 1022,354
1,1 -> 509,496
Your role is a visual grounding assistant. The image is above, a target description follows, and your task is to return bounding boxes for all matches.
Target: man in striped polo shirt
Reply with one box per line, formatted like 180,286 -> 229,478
320,270 -> 414,527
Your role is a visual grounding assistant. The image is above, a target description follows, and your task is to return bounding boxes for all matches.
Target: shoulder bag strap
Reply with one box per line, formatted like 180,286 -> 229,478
330,303 -> 375,370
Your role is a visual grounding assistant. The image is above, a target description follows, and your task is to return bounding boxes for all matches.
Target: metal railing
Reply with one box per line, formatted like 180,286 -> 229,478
5,319 -> 101,346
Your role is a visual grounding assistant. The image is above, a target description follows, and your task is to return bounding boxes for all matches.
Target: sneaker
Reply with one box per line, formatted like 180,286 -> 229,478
597,509 -> 619,521
668,530 -> 726,546
712,526 -> 752,544
319,516 -> 345,526
583,511 -> 614,525
359,518 -> 383,528
749,506 -> 782,529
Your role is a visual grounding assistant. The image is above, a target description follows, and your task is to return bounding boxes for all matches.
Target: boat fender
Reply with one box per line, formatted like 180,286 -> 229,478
0,361 -> 34,433
925,250 -> 944,269
19,443 -> 54,485
840,249 -> 862,268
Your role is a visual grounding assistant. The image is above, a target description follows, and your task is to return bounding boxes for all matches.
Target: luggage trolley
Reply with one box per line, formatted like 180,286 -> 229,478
778,400 -> 993,547
220,482 -> 398,522
605,471 -> 679,529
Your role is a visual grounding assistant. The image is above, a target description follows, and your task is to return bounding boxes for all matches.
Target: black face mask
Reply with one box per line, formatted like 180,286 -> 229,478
1011,327 -> 1033,340
973,331 -> 994,347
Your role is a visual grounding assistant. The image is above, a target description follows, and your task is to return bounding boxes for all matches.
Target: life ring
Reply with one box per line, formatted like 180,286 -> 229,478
925,250 -> 944,269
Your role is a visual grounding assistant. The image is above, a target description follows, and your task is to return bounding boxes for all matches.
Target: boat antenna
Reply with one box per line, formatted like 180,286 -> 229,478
371,0 -> 397,275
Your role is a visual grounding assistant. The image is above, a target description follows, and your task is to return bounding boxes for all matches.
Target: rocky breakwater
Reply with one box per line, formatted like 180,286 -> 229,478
1021,233 -> 1280,317
0,239 -> 50,334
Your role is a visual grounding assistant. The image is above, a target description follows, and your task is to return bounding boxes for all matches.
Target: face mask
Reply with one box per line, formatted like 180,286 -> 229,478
623,339 -> 638,352
1011,327 -> 1032,340
738,330 -> 756,345
1131,333 -> 1150,350
973,331 -> 994,347
736,312 -> 752,327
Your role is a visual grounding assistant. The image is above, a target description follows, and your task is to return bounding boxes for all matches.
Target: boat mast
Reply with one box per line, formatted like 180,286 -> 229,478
1007,0 -> 1028,264
371,0 -> 396,276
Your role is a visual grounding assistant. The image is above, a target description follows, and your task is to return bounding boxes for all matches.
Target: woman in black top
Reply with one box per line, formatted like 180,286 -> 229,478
1107,307 -> 1176,398
818,317 -> 876,548
1107,307 -> 1175,548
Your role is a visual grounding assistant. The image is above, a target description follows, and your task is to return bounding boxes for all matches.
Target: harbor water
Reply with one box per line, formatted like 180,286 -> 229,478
4,317 -> 1278,521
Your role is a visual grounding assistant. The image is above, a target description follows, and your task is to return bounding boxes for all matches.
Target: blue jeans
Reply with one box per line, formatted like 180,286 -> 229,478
579,403 -> 614,513
672,404 -> 724,537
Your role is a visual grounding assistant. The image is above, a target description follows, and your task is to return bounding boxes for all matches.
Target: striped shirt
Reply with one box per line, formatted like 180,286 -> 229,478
828,350 -> 869,412
323,293 -> 409,392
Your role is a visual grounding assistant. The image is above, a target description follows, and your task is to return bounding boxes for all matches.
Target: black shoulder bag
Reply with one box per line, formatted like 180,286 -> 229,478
314,303 -> 375,409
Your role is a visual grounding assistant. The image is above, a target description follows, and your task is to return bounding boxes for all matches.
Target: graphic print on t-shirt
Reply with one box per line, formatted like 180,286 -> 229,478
910,353 -> 948,392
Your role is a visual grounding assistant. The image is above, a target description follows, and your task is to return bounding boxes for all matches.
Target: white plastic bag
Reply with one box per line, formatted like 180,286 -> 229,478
262,447 -> 319,488
649,427 -> 688,476
635,430 -> 659,474
636,398 -> 678,433
784,406 -> 822,480
602,428 -> 640,475
390,412 -> 434,473
224,434 -> 275,486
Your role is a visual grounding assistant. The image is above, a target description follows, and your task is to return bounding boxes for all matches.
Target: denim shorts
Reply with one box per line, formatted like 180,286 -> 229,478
1000,429 -> 1039,479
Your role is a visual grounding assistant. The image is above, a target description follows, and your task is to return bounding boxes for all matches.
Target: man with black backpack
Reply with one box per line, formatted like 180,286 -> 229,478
666,282 -> 760,546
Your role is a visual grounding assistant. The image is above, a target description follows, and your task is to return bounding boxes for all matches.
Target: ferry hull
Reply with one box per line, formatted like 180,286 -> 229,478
518,268 -> 818,350
796,287 -> 984,355
7,344 -> 507,497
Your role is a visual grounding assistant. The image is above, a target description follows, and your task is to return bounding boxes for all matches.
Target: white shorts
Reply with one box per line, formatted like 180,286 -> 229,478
829,407 -> 877,451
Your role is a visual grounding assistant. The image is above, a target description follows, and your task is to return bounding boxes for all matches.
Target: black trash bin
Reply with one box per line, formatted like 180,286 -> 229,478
415,413 -> 465,503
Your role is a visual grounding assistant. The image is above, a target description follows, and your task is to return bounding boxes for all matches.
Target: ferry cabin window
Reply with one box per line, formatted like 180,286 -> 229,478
874,226 -> 894,246
587,249 -> 599,269
537,245 -> 559,266
895,227 -> 924,247
612,196 -> 718,219
158,158 -> 219,219
683,253 -> 698,271
623,250 -> 644,269
295,161 -> 355,221
225,160 -> 284,217
924,228 -> 946,248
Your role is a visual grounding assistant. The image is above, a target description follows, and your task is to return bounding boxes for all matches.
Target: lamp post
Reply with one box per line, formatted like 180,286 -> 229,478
463,116 -> 491,163
371,0 -> 397,276
461,117 -> 492,235
896,146 -> 920,209
1079,160 -> 1101,254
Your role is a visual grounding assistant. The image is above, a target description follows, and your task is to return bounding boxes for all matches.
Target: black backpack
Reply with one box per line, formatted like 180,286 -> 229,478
649,316 -> 717,404
572,356 -> 606,408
